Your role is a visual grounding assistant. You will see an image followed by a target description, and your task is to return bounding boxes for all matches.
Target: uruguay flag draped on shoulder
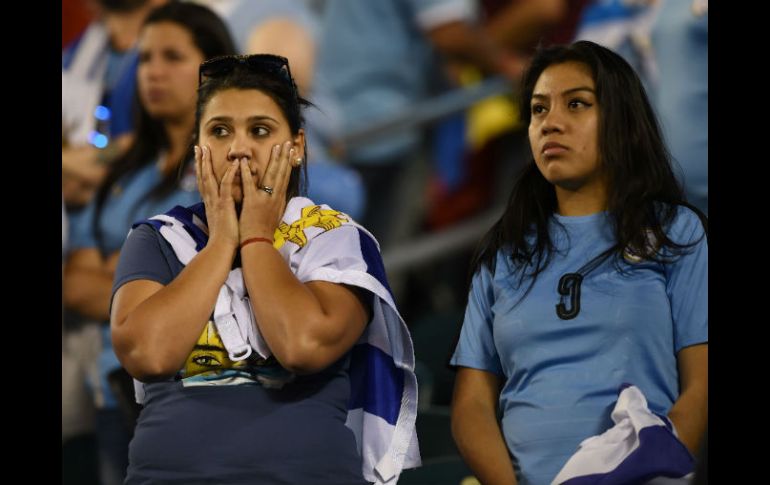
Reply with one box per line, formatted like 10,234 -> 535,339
131,197 -> 421,484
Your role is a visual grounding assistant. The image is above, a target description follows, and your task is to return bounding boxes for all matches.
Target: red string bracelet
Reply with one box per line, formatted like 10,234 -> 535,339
239,237 -> 273,250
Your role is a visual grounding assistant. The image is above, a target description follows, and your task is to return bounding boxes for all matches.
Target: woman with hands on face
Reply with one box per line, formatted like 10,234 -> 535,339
110,55 -> 420,485
196,136 -> 303,255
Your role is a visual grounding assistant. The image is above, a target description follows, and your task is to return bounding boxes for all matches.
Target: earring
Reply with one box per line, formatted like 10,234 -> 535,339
294,157 -> 303,167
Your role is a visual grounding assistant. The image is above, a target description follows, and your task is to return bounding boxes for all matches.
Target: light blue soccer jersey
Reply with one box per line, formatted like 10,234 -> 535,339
451,207 -> 707,485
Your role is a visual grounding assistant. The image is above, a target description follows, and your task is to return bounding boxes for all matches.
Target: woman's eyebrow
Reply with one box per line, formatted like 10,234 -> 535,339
532,86 -> 595,100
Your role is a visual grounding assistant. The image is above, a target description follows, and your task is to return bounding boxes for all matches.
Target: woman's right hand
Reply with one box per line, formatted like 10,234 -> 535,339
195,145 -> 239,250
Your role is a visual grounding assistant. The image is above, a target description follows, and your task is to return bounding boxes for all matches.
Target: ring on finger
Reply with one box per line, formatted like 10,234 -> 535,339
258,185 -> 274,195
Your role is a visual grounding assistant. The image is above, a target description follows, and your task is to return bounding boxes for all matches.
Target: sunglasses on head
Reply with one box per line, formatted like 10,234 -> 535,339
198,54 -> 296,91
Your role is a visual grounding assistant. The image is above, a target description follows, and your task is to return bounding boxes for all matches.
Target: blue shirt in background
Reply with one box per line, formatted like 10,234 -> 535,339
67,161 -> 200,409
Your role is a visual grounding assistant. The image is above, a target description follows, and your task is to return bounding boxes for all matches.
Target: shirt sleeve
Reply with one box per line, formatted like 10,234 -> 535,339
449,264 -> 504,376
111,224 -> 176,300
665,207 -> 708,352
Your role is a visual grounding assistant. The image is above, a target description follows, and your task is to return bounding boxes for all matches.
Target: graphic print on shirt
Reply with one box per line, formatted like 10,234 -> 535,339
180,321 -> 294,389
556,272 -> 583,320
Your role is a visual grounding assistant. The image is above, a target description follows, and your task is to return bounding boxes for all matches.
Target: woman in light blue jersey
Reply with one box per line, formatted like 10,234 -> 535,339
450,40 -> 707,485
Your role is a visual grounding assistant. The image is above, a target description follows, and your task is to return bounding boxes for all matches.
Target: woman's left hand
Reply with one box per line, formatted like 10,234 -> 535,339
238,140 -> 298,243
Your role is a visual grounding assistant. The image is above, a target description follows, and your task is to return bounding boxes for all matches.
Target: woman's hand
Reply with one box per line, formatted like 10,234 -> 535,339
195,145 -> 239,250
237,140 -> 299,243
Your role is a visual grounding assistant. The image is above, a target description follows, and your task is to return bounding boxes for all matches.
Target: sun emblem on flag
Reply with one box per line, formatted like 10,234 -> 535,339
274,205 -> 349,248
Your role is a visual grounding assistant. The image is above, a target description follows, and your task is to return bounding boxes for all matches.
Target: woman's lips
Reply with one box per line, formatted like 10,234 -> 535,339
542,142 -> 568,156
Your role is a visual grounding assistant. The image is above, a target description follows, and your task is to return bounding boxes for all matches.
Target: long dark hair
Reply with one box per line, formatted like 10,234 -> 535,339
93,1 -> 236,252
194,60 -> 311,202
471,40 -> 707,286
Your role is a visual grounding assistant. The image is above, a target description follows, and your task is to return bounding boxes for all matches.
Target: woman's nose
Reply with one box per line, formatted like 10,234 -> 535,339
541,107 -> 565,135
143,58 -> 165,80
227,134 -> 252,162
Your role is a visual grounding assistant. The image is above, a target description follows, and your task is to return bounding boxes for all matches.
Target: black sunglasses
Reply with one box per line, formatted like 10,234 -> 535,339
198,54 -> 297,92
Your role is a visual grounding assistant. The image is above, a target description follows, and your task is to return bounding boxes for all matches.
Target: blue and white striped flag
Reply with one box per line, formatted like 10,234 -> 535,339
132,197 -> 421,484
552,385 -> 694,485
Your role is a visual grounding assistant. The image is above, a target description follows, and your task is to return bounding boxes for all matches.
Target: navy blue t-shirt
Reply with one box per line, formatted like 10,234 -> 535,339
113,224 -> 369,484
